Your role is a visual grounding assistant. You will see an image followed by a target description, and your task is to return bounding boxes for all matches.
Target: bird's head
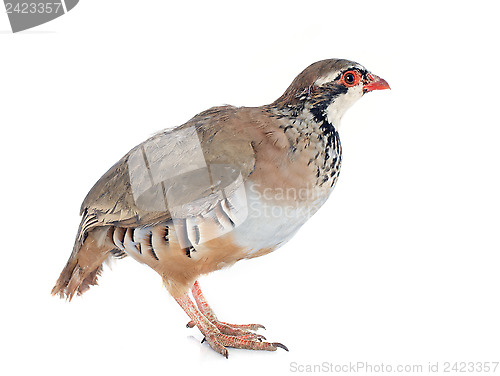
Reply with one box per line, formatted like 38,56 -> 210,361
273,59 -> 390,127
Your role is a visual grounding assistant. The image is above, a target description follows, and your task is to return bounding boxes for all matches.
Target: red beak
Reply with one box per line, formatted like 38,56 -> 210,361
363,74 -> 390,93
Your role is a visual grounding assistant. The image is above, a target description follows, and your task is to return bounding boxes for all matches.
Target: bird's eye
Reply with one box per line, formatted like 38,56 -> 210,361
344,73 -> 355,84
341,70 -> 360,87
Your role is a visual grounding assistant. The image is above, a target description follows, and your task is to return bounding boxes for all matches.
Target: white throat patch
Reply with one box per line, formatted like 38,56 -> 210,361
325,85 -> 364,129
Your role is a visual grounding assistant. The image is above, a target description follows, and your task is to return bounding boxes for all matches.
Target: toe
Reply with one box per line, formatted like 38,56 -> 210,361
272,342 -> 289,352
204,333 -> 229,358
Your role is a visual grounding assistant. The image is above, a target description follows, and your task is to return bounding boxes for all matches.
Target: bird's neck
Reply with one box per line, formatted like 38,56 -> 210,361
267,103 -> 342,188
268,101 -> 340,148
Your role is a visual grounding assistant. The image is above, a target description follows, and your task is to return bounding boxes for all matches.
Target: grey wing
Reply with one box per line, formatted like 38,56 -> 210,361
76,114 -> 256,244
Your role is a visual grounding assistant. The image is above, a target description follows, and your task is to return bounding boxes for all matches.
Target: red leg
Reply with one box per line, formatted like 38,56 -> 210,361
187,281 -> 267,339
176,287 -> 288,358
175,294 -> 227,357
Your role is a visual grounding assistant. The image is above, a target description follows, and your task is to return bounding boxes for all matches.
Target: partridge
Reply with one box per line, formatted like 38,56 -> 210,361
52,58 -> 390,358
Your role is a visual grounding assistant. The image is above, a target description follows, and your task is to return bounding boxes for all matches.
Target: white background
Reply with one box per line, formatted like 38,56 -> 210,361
1,1 -> 499,375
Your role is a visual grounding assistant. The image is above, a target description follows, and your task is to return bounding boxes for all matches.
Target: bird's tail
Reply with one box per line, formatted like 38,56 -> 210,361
51,226 -> 116,301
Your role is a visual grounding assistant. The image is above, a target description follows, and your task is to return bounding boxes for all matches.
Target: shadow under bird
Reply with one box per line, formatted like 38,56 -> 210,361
52,58 -> 390,358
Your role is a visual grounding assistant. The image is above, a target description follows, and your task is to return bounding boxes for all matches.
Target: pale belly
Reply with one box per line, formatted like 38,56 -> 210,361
231,182 -> 330,257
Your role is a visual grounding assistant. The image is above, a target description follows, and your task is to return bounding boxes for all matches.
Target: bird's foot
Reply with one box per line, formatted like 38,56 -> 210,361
176,281 -> 288,357
188,281 -> 276,343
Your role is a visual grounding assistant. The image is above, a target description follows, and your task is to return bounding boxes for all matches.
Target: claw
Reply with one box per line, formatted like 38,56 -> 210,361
272,342 -> 289,352
186,321 -> 195,328
201,337 -> 206,344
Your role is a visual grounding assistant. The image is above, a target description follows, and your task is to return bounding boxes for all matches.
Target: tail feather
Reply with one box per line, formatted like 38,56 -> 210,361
51,257 -> 79,299
52,226 -> 115,301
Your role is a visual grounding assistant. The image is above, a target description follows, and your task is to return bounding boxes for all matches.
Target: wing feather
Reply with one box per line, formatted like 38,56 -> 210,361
76,106 -> 258,242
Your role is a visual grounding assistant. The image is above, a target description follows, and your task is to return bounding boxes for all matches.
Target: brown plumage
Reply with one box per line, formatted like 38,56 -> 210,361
52,58 -> 390,357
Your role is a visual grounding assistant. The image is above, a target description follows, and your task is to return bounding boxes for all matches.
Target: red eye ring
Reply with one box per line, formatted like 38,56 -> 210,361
341,70 -> 361,87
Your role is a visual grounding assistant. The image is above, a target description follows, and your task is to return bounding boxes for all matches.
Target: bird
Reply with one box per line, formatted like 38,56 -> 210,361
52,58 -> 390,358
